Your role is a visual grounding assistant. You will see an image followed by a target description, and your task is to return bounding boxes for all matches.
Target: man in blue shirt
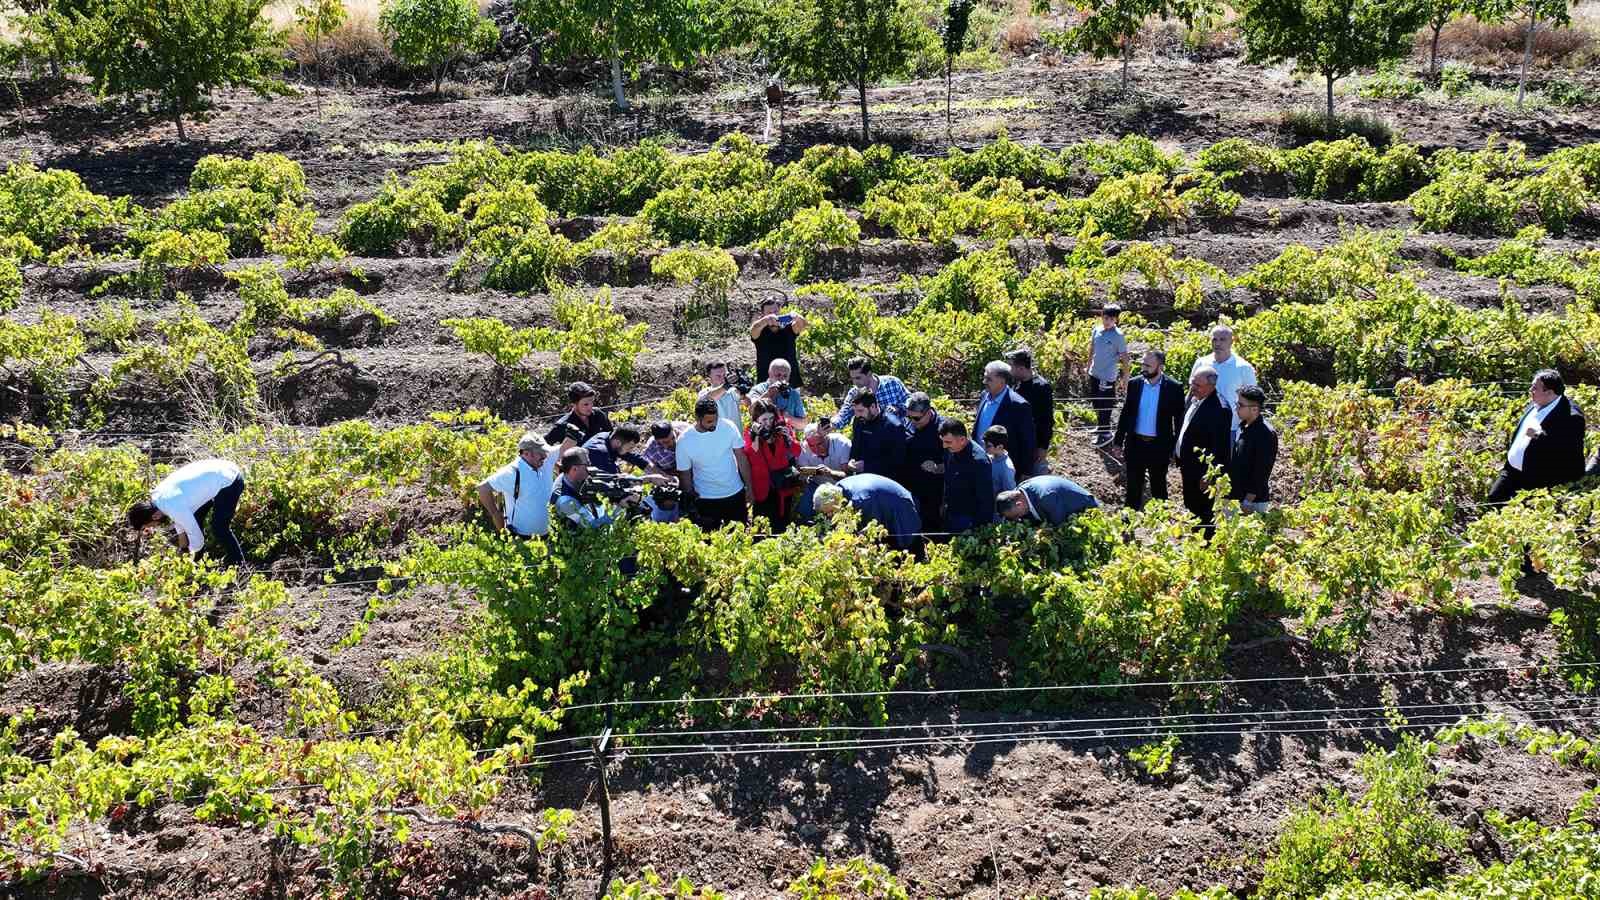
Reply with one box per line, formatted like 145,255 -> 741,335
846,393 -> 907,481
751,358 -> 807,426
938,420 -> 995,533
552,448 -> 621,529
997,476 -> 1099,525
581,424 -> 652,475
814,475 -> 922,549
833,357 -> 910,430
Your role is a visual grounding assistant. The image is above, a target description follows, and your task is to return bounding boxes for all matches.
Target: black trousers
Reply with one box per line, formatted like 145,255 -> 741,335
908,480 -> 944,533
753,493 -> 790,533
1087,377 -> 1116,435
1487,464 -> 1525,505
696,492 -> 749,530
194,475 -> 246,564
1124,437 -> 1170,510
1179,460 -> 1214,528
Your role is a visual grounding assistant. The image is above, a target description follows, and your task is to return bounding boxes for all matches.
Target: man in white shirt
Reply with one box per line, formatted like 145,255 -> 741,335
477,430 -> 575,538
127,458 -> 247,564
1488,368 -> 1588,503
796,421 -> 851,519
677,397 -> 754,530
1189,324 -> 1258,434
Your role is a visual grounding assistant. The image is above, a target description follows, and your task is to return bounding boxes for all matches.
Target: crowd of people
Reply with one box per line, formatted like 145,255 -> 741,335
126,302 -> 1600,565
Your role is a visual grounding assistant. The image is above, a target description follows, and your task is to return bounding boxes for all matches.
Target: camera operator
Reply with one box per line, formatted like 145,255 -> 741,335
477,430 -> 576,538
743,398 -> 803,531
750,295 -> 808,389
551,447 -> 626,530
750,358 -> 807,427
581,423 -> 657,476
697,360 -> 746,432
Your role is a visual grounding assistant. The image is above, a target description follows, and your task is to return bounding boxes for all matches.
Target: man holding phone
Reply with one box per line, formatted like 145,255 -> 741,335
750,296 -> 809,389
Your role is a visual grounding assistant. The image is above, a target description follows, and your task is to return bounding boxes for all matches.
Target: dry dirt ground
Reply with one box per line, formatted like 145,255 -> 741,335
4,47 -> 1600,899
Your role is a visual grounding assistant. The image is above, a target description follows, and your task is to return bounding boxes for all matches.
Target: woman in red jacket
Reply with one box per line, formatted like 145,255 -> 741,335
744,398 -> 802,531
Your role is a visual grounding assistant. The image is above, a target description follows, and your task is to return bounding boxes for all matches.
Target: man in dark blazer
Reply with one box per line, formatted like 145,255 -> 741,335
1113,349 -> 1185,510
1227,385 -> 1278,513
1488,368 -> 1587,503
973,360 -> 1036,477
1175,365 -> 1232,529
997,476 -> 1099,525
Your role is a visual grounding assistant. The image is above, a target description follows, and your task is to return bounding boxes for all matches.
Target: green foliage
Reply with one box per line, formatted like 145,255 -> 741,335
451,181 -> 576,292
652,245 -> 739,325
378,0 -> 498,94
0,311 -> 97,426
642,168 -> 827,247
1241,228 -> 1406,302
1408,169 -> 1518,235
76,0 -> 287,141
339,173 -> 464,256
1467,0 -> 1573,108
1279,138 -> 1426,201
512,0 -> 701,109
1127,733 -> 1180,777
156,187 -> 280,256
189,152 -> 307,204
1357,62 -> 1424,99
603,868 -> 727,899
756,201 -> 861,282
1045,0 -> 1210,90
762,0 -> 925,142
1193,137 -> 1284,183
520,141 -> 675,216
0,255 -> 20,314
1081,172 -> 1185,237
1438,62 -> 1472,98
0,159 -> 126,259
1240,0 -> 1429,120
1258,734 -> 1464,899
575,220 -> 665,270
1513,163 -> 1592,235
443,288 -> 646,386
112,296 -> 259,418
787,857 -> 910,899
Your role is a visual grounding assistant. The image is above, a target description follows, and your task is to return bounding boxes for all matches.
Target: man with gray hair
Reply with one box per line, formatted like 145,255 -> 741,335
974,360 -> 1036,475
1175,365 -> 1233,530
1189,323 -> 1258,435
477,429 -> 578,537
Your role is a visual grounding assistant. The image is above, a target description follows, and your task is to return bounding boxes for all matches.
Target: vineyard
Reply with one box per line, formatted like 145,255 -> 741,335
6,1 -> 1600,895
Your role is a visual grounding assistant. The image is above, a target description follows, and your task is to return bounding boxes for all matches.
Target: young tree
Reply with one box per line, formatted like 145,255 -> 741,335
1042,0 -> 1209,92
1239,0 -> 1429,124
77,0 -> 286,142
295,0 -> 347,89
378,0 -> 498,96
7,0 -> 103,78
1421,0 -> 1462,76
942,0 -> 975,135
513,0 -> 701,111
1469,0 -> 1570,108
764,0 -> 923,145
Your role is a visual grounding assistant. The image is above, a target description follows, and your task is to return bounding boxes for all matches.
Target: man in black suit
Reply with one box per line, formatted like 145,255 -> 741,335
973,360 -> 1037,478
1227,385 -> 1278,514
1174,365 -> 1232,529
1007,347 -> 1054,477
1488,368 -> 1587,503
1113,349 -> 1185,510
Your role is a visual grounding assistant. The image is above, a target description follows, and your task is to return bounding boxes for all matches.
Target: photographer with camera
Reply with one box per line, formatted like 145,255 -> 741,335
552,447 -> 626,530
742,398 -> 804,531
697,360 -> 746,432
750,359 -> 807,427
677,398 -> 755,530
544,382 -> 612,447
750,295 -> 808,389
477,430 -> 577,538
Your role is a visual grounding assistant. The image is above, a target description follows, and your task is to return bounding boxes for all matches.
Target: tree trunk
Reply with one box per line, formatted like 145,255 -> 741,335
433,63 -> 443,96
609,48 -> 629,110
1325,72 -> 1335,125
945,57 -> 953,140
174,98 -> 186,143
858,75 -> 870,145
1516,16 -> 1536,109
1429,24 -> 1443,77
1121,38 -> 1131,92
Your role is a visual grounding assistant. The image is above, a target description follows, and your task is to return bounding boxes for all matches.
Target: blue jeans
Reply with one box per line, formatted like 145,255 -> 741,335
194,475 -> 245,565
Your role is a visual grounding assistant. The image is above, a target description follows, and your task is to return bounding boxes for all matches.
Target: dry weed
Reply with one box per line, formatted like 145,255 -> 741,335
1427,14 -> 1597,69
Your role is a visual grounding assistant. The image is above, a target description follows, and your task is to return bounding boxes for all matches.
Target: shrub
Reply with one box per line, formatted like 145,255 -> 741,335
1175,173 -> 1243,218
0,256 -> 20,315
1280,137 -> 1378,200
1358,142 -> 1429,200
1356,62 -> 1424,99
1544,77 -> 1596,109
1514,163 -> 1593,235
338,174 -> 463,255
1438,62 -> 1472,98
756,202 -> 861,282
262,202 -> 346,269
378,0 -> 498,94
1280,108 -> 1395,148
189,153 -> 307,204
640,169 -> 826,247
1544,144 -> 1600,191
940,131 -> 1060,187
1408,168 -> 1518,234
787,857 -> 909,899
1257,735 -> 1463,898
0,161 -> 125,257
1081,172 -> 1184,238
652,245 -> 738,332
1067,134 -> 1186,181
518,142 -> 675,216
574,220 -> 664,270
457,226 -> 576,293
1193,137 -> 1283,181
157,187 -> 280,256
